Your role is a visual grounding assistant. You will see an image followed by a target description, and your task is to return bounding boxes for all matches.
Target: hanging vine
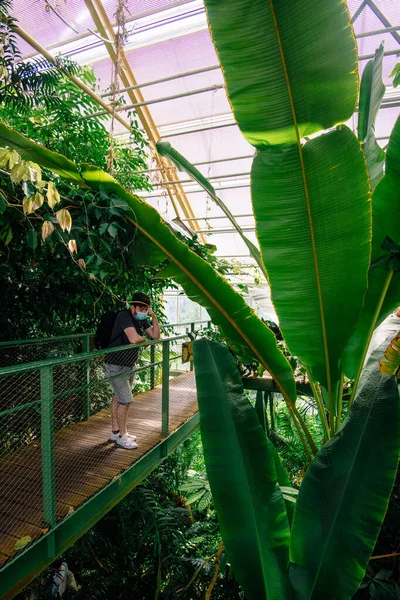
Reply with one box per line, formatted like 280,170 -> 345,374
107,0 -> 129,175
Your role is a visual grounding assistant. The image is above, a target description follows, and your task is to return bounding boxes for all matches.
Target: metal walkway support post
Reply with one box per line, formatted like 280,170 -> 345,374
40,366 -> 56,533
162,340 -> 170,436
150,343 -> 155,390
81,334 -> 90,420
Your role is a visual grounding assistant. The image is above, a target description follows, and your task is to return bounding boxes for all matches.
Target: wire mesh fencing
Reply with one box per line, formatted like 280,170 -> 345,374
0,332 -> 196,564
0,365 -> 44,542
0,335 -> 88,368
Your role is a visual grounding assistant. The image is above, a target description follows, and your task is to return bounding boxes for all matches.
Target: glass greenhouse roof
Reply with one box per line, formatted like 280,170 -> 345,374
9,0 -> 400,308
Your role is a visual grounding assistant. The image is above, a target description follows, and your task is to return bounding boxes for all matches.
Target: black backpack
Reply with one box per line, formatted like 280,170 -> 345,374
94,310 -> 125,350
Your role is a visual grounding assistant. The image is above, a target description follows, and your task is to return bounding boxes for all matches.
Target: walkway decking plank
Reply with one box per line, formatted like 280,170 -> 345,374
0,372 -> 198,564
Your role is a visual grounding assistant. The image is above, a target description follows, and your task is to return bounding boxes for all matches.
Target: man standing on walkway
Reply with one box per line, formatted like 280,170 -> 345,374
105,292 -> 160,449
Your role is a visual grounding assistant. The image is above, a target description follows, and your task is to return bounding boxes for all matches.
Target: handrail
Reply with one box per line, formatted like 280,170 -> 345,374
0,333 -> 188,377
0,320 -> 210,348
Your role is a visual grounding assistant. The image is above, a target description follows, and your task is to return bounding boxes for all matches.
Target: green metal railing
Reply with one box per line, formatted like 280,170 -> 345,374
0,332 -> 193,558
0,320 -> 211,368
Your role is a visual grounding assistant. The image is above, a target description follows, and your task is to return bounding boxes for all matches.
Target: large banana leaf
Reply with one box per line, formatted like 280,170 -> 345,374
204,0 -> 369,403
0,122 -> 297,403
252,126 -> 371,397
204,0 -> 357,146
193,339 -> 291,600
342,116 -> 400,380
358,44 -> 385,191
0,123 -> 82,183
289,331 -> 400,600
156,141 -> 266,277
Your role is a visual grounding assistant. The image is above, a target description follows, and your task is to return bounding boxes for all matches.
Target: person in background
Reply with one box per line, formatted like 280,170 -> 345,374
105,291 -> 160,449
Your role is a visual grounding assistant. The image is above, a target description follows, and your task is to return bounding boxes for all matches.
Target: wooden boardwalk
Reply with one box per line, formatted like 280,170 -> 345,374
0,372 -> 198,566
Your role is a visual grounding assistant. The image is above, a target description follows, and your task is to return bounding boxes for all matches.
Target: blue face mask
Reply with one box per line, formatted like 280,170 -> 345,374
135,311 -> 148,321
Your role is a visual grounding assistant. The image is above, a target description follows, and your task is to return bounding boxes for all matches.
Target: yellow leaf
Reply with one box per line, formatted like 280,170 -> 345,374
56,208 -> 72,232
67,239 -> 78,254
0,148 -> 10,168
0,148 -> 20,170
27,162 -> 42,183
78,258 -> 86,269
10,161 -> 29,184
42,221 -> 55,241
32,192 -> 44,211
46,181 -> 61,208
14,536 -> 31,551
379,332 -> 400,376
22,197 -> 35,215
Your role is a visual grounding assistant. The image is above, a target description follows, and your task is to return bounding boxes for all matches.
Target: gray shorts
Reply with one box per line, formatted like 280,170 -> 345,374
104,363 -> 136,405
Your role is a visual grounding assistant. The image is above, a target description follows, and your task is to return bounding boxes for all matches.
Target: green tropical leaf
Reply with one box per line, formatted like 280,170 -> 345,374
204,0 -> 358,146
156,141 -> 266,276
358,44 -> 386,190
193,339 -> 291,600
26,229 -> 38,251
252,126 -> 371,403
390,62 -> 400,87
0,123 -> 298,405
289,332 -> 400,600
343,116 -> 400,381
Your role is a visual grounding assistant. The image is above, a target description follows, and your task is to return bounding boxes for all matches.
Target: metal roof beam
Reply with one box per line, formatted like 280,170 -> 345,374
84,0 -> 205,242
151,171 -> 251,186
142,183 -> 251,199
356,24 -> 400,38
84,84 -> 225,120
351,0 -> 368,24
366,0 -> 400,45
100,64 -> 221,98
20,0 -> 201,60
134,154 -> 254,174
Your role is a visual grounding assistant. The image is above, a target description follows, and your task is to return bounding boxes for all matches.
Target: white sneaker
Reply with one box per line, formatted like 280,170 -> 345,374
110,432 -> 137,442
116,433 -> 138,450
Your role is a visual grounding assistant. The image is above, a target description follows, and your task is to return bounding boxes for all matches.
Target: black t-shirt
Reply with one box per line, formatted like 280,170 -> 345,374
105,310 -> 151,367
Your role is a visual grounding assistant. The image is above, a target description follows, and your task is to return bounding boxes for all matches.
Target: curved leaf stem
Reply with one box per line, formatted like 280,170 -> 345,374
205,539 -> 224,600
328,388 -> 335,436
348,270 -> 393,411
308,374 -> 330,443
334,370 -> 344,433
